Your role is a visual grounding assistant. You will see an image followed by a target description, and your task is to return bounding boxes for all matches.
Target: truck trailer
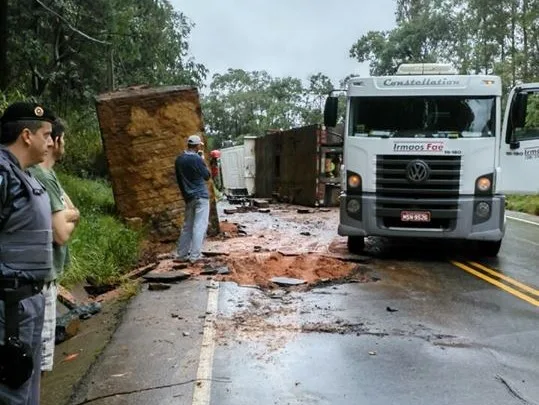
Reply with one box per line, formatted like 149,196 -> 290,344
219,124 -> 343,207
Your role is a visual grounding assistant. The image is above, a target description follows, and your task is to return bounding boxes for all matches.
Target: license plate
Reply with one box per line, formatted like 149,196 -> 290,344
400,211 -> 431,222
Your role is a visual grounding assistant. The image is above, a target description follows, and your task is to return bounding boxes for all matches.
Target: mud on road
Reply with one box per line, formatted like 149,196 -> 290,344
200,203 -> 374,289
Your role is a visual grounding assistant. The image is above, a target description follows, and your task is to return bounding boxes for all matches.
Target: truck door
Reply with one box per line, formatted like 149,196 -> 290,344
498,84 -> 539,194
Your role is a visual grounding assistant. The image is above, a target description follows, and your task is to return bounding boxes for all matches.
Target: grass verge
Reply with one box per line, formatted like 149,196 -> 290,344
57,172 -> 143,288
506,195 -> 539,216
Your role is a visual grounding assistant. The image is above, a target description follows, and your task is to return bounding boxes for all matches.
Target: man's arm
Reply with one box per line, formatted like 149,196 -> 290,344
197,156 -> 211,181
52,210 -> 77,245
33,169 -> 78,245
63,193 -> 80,223
175,156 -> 188,196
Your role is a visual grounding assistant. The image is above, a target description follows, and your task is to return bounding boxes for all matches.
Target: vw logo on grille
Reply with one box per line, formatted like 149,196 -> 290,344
406,160 -> 430,183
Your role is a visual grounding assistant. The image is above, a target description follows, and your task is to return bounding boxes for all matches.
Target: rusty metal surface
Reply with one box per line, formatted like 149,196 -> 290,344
255,125 -> 321,206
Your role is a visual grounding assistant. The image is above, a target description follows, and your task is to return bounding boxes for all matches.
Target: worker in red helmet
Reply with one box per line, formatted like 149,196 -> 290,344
209,150 -> 222,191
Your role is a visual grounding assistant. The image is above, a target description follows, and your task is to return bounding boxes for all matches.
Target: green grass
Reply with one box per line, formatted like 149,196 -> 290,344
57,110 -> 108,179
506,195 -> 539,216
56,172 -> 143,288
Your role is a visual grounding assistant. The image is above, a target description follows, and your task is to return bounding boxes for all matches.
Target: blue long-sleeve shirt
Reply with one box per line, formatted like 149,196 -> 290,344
175,150 -> 210,202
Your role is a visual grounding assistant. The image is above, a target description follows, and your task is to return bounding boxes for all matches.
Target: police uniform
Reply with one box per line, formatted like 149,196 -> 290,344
0,102 -> 55,405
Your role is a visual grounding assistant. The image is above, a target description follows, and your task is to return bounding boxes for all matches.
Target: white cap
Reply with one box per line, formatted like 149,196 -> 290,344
187,134 -> 204,146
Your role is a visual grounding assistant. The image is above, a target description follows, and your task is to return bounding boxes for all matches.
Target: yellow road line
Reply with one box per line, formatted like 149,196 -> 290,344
467,261 -> 539,298
450,261 -> 539,307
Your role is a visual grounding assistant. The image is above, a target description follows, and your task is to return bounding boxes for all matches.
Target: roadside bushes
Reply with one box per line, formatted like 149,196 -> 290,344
57,172 -> 143,288
57,110 -> 108,179
506,195 -> 539,216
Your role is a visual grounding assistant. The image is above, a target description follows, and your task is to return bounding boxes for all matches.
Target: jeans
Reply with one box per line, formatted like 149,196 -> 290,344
176,198 -> 210,262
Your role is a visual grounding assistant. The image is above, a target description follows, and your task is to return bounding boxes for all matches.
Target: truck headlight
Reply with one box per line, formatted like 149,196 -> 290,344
476,177 -> 492,192
348,174 -> 361,188
475,201 -> 491,218
347,199 -> 361,214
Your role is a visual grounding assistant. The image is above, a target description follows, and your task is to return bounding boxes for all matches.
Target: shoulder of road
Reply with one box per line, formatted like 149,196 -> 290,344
506,210 -> 539,226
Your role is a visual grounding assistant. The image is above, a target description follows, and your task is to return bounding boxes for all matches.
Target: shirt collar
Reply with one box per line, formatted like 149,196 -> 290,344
0,146 -> 22,168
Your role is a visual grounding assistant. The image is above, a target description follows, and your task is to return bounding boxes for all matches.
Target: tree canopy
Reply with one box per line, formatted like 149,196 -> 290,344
202,69 -> 336,148
0,0 -> 207,111
350,0 -> 539,90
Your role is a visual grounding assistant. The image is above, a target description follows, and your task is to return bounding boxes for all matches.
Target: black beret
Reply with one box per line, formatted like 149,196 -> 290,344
0,102 -> 56,125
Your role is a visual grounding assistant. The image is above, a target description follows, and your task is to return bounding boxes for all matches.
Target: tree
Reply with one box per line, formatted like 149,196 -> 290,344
2,0 -> 207,111
350,0 -> 456,75
349,0 -> 539,87
301,73 -> 334,124
202,69 -> 335,147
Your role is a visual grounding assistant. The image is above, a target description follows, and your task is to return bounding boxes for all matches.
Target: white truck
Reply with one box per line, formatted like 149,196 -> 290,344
323,63 -> 539,257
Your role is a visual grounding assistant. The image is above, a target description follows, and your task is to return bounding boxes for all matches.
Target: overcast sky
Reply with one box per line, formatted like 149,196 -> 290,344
171,1 -> 397,87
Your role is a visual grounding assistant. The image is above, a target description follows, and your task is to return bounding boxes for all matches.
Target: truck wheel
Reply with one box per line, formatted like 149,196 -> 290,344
347,236 -> 365,254
476,240 -> 502,257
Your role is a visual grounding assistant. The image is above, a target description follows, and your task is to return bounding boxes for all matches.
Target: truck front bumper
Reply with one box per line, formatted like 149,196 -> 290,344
338,193 -> 505,241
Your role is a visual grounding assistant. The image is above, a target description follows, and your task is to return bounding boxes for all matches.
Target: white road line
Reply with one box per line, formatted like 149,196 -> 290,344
192,282 -> 219,405
511,235 -> 539,247
506,215 -> 539,227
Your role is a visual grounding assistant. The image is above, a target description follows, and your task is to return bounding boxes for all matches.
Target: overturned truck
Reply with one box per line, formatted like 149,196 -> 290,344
220,124 -> 343,207
95,85 -> 220,242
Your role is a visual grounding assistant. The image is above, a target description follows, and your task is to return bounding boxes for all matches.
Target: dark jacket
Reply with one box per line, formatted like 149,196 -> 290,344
174,150 -> 210,202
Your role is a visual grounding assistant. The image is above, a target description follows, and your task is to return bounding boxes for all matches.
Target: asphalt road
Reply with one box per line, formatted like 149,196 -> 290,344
70,210 -> 539,405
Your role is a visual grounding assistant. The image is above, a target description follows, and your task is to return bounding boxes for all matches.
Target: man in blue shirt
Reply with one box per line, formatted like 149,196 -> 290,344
174,134 -> 211,263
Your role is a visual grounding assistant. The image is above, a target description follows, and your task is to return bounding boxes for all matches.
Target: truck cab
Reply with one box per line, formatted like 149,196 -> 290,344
324,63 -> 539,257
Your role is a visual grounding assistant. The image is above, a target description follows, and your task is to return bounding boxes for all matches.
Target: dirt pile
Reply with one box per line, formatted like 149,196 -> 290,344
220,252 -> 358,288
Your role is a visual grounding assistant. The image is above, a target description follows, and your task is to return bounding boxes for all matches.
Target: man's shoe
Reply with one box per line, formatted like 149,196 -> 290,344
173,255 -> 190,263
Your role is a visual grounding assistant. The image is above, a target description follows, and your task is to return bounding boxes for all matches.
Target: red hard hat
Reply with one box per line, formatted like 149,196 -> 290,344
210,150 -> 221,158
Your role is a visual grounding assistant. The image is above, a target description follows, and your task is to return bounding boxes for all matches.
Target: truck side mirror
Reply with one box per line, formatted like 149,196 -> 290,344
511,93 -> 527,129
324,96 -> 339,128
510,140 -> 521,150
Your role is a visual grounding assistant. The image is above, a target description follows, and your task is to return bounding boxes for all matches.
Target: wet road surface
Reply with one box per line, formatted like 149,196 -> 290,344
70,207 -> 539,405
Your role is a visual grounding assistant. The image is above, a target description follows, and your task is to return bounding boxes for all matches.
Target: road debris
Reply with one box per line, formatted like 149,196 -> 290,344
62,352 -> 80,363
253,199 -> 270,208
148,283 -> 172,291
57,285 -> 81,309
143,270 -> 191,283
322,253 -> 371,263
202,249 -> 230,257
55,315 -> 81,344
386,306 -> 399,313
271,277 -> 307,286
123,262 -> 159,280
297,209 -> 312,214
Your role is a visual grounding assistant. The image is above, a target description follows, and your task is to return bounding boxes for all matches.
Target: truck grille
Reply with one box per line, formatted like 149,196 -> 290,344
375,155 -> 461,229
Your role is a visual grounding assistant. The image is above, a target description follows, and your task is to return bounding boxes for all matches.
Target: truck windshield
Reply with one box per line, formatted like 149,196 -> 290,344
349,96 -> 496,138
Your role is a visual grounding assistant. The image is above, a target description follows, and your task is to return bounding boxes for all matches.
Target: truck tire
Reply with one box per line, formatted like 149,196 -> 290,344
347,236 -> 365,254
476,240 -> 502,257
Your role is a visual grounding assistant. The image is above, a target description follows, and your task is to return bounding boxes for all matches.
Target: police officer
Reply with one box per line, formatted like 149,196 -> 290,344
0,102 -> 55,405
